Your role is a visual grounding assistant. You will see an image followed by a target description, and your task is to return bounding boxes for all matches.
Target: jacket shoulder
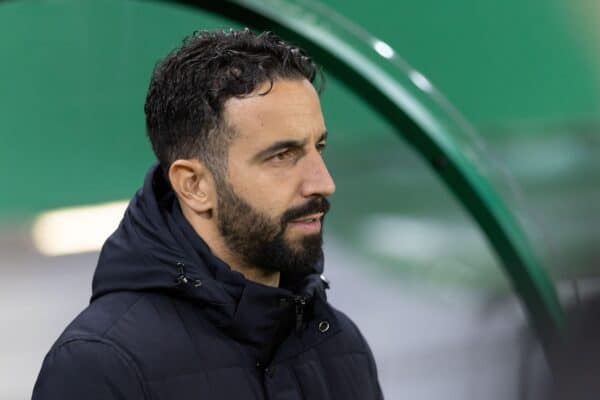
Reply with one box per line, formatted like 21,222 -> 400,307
324,306 -> 384,399
32,337 -> 147,400
57,291 -> 228,381
56,291 -> 194,350
325,306 -> 375,354
33,292 -> 150,399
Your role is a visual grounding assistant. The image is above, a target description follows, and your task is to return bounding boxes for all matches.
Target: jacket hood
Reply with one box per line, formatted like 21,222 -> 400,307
91,164 -> 329,358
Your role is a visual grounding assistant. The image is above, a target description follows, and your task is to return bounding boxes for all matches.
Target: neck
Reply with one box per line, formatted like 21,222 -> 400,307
236,266 -> 280,288
180,203 -> 280,288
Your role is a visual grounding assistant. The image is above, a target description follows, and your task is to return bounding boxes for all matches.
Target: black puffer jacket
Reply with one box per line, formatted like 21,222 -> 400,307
32,165 -> 383,400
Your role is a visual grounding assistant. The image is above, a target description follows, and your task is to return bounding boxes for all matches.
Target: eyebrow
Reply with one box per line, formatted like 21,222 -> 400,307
252,131 -> 328,162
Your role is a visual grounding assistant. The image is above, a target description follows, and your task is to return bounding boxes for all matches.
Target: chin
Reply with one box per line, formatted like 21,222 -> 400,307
287,236 -> 323,256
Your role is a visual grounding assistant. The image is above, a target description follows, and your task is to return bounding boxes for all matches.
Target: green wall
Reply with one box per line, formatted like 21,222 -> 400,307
1,0 -> 598,216
323,0 -> 600,127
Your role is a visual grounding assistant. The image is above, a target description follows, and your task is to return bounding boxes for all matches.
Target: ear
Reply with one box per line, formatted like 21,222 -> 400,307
168,159 -> 216,214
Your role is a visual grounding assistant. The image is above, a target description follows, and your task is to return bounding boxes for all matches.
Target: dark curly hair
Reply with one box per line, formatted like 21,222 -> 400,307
144,28 -> 323,179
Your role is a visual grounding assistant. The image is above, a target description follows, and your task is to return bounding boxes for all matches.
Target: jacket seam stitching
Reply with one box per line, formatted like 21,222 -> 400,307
313,346 -> 332,399
289,363 -> 308,400
144,364 -> 259,383
53,336 -> 151,400
100,293 -> 147,337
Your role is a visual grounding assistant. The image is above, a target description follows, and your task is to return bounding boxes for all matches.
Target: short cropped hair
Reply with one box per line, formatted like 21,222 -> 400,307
144,28 -> 322,178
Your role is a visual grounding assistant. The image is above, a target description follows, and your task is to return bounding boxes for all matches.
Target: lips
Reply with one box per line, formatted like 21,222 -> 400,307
282,197 -> 330,225
287,212 -> 324,234
290,213 -> 324,223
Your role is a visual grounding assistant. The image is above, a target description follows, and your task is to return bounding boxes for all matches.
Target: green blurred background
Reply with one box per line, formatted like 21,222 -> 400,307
1,0 -> 599,286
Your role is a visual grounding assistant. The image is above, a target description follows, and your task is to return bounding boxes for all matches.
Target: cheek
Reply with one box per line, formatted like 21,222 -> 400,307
229,180 -> 289,224
229,168 -> 300,217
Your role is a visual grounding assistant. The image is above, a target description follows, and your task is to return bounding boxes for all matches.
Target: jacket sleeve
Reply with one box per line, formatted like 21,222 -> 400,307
32,338 -> 146,400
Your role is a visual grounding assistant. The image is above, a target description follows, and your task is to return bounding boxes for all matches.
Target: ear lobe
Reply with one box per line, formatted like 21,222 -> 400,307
168,159 -> 215,213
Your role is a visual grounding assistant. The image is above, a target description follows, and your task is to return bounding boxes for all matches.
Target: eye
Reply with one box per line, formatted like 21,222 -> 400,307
268,148 -> 300,164
273,149 -> 293,161
316,142 -> 327,153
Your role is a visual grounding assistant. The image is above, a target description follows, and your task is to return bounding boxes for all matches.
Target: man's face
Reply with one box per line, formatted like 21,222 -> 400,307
216,79 -> 336,275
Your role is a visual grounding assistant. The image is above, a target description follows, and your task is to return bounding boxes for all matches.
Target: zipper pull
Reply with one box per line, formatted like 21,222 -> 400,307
294,296 -> 306,331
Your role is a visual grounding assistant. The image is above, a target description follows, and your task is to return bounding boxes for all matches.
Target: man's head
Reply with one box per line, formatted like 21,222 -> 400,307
144,29 -> 335,280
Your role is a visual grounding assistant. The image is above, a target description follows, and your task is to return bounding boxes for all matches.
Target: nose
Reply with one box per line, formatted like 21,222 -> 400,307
300,150 -> 336,198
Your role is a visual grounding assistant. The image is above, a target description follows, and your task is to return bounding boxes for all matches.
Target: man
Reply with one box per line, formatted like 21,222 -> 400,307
33,29 -> 383,399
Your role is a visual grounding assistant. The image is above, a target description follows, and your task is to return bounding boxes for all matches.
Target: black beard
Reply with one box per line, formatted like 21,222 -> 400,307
216,179 -> 330,276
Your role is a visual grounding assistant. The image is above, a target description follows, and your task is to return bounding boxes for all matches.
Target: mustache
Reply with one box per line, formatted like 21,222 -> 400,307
281,197 -> 330,224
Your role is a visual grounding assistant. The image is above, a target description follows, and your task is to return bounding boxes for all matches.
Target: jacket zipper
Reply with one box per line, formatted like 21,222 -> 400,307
293,295 -> 307,331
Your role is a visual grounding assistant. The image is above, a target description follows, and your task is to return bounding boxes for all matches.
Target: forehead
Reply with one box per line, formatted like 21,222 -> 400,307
223,79 -> 325,149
